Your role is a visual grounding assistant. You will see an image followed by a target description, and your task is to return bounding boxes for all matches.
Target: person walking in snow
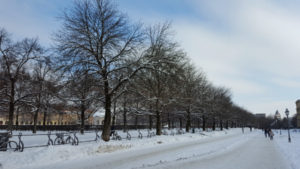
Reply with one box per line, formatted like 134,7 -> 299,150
264,128 -> 268,138
110,125 -> 115,136
269,129 -> 274,140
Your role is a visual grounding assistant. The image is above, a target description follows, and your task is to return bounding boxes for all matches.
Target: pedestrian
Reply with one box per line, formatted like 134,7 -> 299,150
264,128 -> 268,138
269,129 -> 274,140
110,125 -> 115,136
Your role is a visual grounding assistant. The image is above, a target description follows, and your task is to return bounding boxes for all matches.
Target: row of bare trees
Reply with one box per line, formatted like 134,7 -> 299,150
0,0 -> 256,141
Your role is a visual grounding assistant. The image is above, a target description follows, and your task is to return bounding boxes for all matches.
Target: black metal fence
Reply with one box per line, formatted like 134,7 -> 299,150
0,128 -> 190,152
0,130 -> 102,152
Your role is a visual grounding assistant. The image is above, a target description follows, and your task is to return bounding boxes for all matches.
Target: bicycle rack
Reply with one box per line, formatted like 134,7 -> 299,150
17,133 -> 24,152
95,130 -> 101,141
126,131 -> 131,140
138,130 -> 143,139
72,132 -> 79,145
47,132 -> 53,146
112,132 -> 121,140
147,129 -> 155,138
54,133 -> 65,145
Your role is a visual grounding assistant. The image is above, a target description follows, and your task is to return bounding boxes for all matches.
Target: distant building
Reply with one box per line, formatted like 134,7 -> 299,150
93,108 -> 105,125
296,100 -> 300,128
0,110 -> 96,126
255,114 -> 266,118
274,110 -> 281,120
0,114 -> 8,125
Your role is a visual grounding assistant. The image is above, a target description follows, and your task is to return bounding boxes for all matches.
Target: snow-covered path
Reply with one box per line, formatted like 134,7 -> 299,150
31,130 -> 290,169
156,133 -> 290,169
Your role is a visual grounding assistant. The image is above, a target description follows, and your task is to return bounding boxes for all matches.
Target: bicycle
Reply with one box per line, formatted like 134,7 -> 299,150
54,132 -> 79,145
0,132 -> 24,152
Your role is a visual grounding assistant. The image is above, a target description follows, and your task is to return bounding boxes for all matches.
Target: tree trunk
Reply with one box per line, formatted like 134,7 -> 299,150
155,99 -> 161,135
43,108 -> 47,127
220,119 -> 223,131
186,108 -> 191,132
101,79 -> 112,141
212,117 -> 216,131
202,115 -> 206,131
33,107 -> 39,134
135,115 -> 138,130
197,118 -> 200,129
112,101 -> 116,127
80,104 -> 85,134
123,101 -> 127,132
7,79 -> 15,132
167,112 -> 171,130
156,110 -> 161,135
226,120 -> 229,129
112,114 -> 116,128
149,115 -> 152,130
179,117 -> 183,130
15,107 -> 19,126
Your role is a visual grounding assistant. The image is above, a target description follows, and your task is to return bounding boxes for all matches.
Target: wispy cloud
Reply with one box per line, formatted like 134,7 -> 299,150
170,0 -> 300,115
1,0 -> 299,115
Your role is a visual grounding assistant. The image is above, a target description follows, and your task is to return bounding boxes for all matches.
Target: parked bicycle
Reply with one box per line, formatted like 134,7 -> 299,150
54,132 -> 79,145
0,132 -> 24,152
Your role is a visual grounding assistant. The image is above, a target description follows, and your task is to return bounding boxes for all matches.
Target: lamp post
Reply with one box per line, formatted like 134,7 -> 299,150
285,108 -> 291,143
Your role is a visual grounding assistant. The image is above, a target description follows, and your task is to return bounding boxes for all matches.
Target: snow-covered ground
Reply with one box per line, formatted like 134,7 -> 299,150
274,129 -> 300,169
0,128 -> 238,169
0,128 -> 298,169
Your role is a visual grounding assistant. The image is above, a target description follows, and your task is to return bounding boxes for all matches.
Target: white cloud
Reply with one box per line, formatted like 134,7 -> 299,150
271,78 -> 300,88
170,1 -> 300,114
1,0 -> 299,115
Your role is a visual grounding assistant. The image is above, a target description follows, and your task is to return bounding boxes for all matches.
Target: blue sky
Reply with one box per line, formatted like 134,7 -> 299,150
1,0 -> 300,117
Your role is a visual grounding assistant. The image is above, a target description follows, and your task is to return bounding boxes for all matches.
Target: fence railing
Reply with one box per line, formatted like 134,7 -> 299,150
0,128 -> 191,152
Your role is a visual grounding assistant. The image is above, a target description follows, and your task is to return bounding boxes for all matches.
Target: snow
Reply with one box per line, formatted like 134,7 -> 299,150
0,128 -> 235,169
0,128 -> 298,169
273,129 -> 300,169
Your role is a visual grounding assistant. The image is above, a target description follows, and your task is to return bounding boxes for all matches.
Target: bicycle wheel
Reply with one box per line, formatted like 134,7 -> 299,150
117,135 -> 122,140
127,134 -> 131,140
7,141 -> 18,151
73,137 -> 79,145
54,138 -> 64,145
65,136 -> 71,144
47,139 -> 53,146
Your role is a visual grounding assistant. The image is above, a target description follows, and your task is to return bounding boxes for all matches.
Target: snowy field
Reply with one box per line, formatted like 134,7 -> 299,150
0,128 -> 237,169
0,128 -> 299,169
273,129 -> 300,169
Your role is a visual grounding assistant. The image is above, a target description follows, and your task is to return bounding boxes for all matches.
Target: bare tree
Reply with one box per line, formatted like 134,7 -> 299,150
212,87 -> 232,131
64,70 -> 99,134
133,23 -> 186,135
0,28 -> 41,131
30,56 -> 54,133
177,63 -> 207,132
54,0 -> 145,141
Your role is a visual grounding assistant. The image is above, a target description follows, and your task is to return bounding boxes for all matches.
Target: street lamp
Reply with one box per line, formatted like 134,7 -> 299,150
285,108 -> 291,143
